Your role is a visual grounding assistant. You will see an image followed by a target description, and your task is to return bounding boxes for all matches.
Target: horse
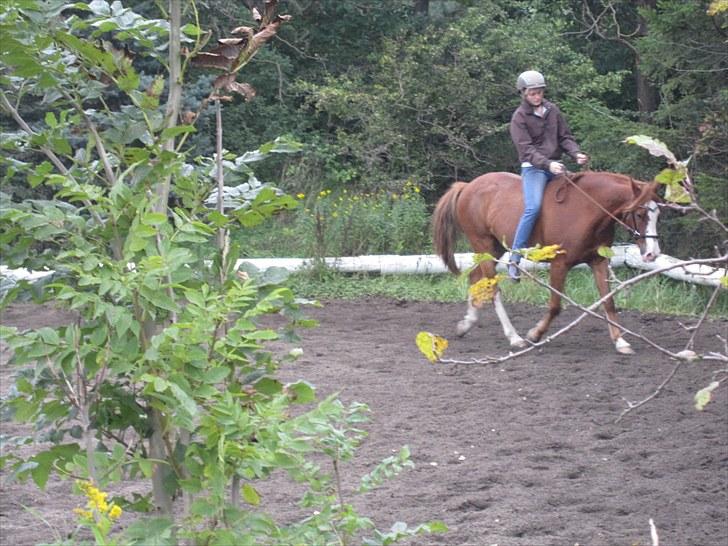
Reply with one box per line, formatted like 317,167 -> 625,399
432,171 -> 661,354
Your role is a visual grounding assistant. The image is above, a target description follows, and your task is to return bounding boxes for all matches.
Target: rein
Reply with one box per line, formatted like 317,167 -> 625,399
560,173 -> 657,240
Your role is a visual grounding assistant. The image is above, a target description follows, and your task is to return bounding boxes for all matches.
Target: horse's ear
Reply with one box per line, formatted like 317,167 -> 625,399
647,181 -> 662,203
623,179 -> 658,212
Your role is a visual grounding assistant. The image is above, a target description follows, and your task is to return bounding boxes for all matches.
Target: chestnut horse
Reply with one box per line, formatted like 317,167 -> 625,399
432,171 -> 661,354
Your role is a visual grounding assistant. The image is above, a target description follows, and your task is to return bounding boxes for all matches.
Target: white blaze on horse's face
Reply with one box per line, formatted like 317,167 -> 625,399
641,200 -> 660,262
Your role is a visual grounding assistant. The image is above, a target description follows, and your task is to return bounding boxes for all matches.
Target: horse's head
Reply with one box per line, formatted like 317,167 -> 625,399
620,180 -> 661,262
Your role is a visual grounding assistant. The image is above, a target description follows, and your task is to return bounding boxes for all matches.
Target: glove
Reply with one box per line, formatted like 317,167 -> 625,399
575,152 -> 589,165
548,161 -> 565,175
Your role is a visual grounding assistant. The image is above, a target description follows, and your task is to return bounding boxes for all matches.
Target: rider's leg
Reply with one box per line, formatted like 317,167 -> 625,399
509,167 -> 551,280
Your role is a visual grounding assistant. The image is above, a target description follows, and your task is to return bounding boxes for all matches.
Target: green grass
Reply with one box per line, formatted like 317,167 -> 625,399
288,268 -> 728,318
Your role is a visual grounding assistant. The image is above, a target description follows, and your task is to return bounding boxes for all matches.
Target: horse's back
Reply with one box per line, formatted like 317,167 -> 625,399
456,172 -> 524,242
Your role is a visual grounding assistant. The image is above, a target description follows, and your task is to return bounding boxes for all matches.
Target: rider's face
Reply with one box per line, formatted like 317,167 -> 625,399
524,87 -> 545,107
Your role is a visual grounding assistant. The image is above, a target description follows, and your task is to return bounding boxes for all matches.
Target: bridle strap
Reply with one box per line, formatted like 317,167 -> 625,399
561,173 -> 651,239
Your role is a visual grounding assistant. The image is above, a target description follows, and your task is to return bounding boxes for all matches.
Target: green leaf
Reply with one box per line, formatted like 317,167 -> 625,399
286,380 -> 316,404
37,327 -> 60,345
654,168 -> 685,185
694,381 -> 720,411
124,517 -> 174,546
117,67 -> 140,92
202,367 -> 230,384
246,329 -> 278,341
142,212 -> 168,226
153,376 -> 168,392
159,125 -> 195,141
597,246 -> 615,258
138,458 -> 154,478
207,210 -> 230,228
29,445 -> 80,489
181,23 -> 202,37
242,483 -> 261,506
139,286 -> 179,313
168,383 -> 197,416
45,112 -> 58,128
253,377 -> 283,396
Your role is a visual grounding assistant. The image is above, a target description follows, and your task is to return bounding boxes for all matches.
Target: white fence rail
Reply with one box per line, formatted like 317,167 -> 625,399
236,245 -> 725,288
2,245 -> 725,288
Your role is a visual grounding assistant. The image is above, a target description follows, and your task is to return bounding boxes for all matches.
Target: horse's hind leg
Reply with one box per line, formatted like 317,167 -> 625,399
590,258 -> 634,354
457,239 -> 526,348
456,261 -> 486,337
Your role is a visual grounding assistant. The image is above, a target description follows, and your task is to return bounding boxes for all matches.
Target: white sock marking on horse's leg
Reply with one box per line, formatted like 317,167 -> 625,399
494,292 -> 526,347
456,295 -> 480,337
615,337 -> 634,354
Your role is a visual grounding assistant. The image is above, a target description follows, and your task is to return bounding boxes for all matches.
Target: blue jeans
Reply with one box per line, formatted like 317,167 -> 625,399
510,166 -> 556,261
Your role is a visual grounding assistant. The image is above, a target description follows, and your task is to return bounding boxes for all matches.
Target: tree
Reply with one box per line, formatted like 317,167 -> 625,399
0,0 -> 444,544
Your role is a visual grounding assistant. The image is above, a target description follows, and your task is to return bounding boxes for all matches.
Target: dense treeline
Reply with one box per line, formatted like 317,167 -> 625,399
4,0 -> 727,257
188,0 -> 726,258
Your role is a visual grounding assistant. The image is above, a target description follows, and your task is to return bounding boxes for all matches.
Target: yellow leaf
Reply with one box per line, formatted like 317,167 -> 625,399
721,276 -> 728,289
468,275 -> 504,307
523,244 -> 565,262
416,331 -> 448,363
473,252 -> 495,264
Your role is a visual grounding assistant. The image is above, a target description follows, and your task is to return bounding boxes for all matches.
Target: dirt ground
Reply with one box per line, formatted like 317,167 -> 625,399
1,298 -> 727,546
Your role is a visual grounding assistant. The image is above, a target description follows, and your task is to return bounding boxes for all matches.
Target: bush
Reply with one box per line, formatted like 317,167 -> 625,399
238,180 -> 431,258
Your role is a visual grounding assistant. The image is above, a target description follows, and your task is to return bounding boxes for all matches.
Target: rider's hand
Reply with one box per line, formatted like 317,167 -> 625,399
549,161 -> 565,175
575,152 -> 589,165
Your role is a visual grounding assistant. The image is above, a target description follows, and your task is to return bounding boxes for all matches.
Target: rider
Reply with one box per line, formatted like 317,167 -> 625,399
508,70 -> 589,281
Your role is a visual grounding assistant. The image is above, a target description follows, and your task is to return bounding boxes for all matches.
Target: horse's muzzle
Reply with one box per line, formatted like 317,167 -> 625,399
641,240 -> 661,263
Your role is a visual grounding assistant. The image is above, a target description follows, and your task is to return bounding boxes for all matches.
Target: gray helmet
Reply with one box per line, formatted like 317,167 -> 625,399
516,70 -> 546,92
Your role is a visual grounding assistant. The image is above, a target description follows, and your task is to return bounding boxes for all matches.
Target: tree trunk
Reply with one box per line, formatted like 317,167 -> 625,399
153,0 -> 182,213
634,0 -> 658,114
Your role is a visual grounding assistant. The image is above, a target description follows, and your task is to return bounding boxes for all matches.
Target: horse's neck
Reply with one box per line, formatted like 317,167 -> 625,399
576,174 -> 635,212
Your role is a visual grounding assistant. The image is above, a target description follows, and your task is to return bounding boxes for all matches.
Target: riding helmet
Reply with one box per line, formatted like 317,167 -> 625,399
516,70 -> 546,92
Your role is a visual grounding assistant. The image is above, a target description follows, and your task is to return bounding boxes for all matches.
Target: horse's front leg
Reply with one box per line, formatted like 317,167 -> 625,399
590,258 -> 634,354
527,261 -> 567,342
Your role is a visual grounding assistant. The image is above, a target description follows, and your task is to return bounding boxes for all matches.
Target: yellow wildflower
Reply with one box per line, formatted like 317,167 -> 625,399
73,508 -> 93,519
296,193 -> 305,199
109,505 -> 123,520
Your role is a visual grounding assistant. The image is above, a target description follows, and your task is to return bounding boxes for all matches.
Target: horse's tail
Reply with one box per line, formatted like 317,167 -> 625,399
432,181 -> 467,274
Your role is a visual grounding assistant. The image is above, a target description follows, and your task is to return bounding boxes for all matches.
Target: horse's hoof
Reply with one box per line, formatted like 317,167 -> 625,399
456,320 -> 473,337
510,337 -> 528,349
615,338 -> 634,355
526,328 -> 541,343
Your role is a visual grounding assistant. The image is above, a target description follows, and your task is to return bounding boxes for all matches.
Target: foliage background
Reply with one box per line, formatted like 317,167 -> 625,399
3,0 -> 726,258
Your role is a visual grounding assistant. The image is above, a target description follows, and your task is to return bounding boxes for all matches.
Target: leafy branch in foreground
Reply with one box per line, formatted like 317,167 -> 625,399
0,0 -> 445,544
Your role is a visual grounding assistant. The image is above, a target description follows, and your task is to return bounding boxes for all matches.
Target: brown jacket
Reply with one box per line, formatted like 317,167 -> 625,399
509,99 -> 580,171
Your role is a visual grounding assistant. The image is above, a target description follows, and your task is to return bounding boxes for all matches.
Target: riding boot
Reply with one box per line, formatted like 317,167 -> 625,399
508,255 -> 521,282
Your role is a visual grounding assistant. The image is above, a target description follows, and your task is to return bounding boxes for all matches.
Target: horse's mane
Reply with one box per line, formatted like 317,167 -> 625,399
569,171 -> 659,212
570,171 -> 635,185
